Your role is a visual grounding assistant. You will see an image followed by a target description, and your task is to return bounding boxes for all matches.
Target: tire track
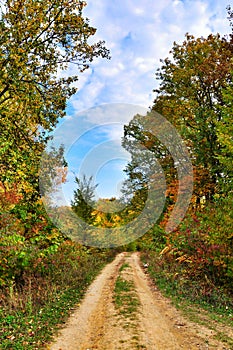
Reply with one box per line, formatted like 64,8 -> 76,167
48,252 -> 228,350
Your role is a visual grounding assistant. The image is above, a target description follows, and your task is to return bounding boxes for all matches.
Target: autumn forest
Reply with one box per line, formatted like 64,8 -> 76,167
0,1 -> 233,348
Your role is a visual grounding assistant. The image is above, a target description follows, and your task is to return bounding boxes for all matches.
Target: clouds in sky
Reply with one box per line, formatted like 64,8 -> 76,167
50,104 -> 147,202
49,0 -> 231,201
68,0 -> 231,114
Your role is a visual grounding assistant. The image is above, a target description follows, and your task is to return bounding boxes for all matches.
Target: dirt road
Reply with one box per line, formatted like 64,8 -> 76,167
48,252 -> 230,350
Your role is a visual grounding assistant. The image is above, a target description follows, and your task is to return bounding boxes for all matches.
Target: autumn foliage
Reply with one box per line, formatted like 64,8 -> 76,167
120,6 -> 233,298
0,0 -> 232,331
0,0 -> 109,290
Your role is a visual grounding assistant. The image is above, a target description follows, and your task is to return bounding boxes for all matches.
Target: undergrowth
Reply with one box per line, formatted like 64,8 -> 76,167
141,250 -> 233,317
0,240 -> 117,349
141,251 -> 233,347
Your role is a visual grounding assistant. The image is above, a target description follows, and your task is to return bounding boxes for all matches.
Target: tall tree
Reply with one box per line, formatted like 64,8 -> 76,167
0,0 -> 109,199
152,32 -> 233,200
121,115 -> 170,219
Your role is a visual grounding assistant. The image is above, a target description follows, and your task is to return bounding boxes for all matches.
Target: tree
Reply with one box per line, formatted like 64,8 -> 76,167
122,113 -> 175,201
39,144 -> 67,197
121,123 -> 164,222
71,175 -> 98,225
121,110 -> 192,231
0,0 -> 109,200
153,32 -> 233,200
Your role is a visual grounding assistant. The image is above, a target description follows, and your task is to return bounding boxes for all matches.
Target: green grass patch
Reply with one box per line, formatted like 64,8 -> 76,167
113,275 -> 140,318
119,263 -> 130,272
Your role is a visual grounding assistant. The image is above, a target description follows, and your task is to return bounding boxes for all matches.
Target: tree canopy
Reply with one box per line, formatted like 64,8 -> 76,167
0,0 -> 109,197
152,32 -> 233,199
0,0 -> 110,267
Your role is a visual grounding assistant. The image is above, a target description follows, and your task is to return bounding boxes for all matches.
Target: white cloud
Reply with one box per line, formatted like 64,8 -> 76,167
54,0 -> 232,145
66,0 -> 229,117
82,103 -> 148,125
56,0 -> 231,121
133,7 -> 145,16
52,0 -> 231,199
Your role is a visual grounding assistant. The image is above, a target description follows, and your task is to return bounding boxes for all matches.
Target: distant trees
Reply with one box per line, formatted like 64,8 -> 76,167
71,175 -> 98,225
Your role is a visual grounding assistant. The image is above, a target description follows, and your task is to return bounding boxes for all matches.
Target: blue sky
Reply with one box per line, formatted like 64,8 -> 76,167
68,0 -> 231,111
48,0 -> 231,204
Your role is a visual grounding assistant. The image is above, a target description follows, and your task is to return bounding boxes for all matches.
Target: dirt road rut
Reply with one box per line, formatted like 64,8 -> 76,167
48,252 -> 228,350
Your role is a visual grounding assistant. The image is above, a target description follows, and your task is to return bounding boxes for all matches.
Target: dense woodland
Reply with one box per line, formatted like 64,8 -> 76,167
0,1 -> 232,348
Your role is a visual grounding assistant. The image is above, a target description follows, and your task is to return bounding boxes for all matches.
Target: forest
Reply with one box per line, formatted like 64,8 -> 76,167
0,1 -> 232,348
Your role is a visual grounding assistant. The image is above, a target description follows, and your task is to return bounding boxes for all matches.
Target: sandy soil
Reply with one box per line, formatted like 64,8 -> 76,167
48,252 -> 231,350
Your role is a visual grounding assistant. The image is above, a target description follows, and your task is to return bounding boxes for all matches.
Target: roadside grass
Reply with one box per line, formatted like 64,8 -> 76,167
0,241 -> 117,349
141,251 -> 233,348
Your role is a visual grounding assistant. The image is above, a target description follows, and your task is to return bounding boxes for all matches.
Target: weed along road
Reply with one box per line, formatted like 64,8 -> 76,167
48,252 -> 228,350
